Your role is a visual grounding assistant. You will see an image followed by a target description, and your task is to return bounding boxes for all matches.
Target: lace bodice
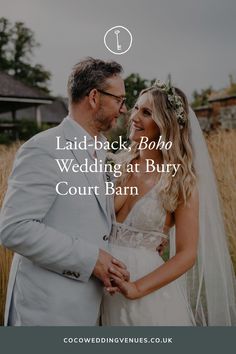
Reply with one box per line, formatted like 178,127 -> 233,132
123,180 -> 166,230
110,180 -> 169,251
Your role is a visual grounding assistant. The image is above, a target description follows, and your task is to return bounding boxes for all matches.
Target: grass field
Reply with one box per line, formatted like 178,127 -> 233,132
206,130 -> 236,269
0,131 -> 236,325
0,142 -> 20,325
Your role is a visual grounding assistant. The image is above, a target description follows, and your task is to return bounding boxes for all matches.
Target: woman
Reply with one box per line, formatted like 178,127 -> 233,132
102,81 -> 236,326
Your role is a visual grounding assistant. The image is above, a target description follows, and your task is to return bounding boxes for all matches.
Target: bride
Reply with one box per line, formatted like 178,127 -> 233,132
102,81 -> 236,326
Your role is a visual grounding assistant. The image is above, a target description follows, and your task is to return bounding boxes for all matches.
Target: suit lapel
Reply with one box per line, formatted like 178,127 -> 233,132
61,117 -> 108,219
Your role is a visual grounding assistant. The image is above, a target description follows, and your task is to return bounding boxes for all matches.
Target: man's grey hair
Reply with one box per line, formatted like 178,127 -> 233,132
67,57 -> 123,104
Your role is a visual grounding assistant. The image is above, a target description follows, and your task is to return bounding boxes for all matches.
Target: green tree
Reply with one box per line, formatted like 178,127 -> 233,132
227,84 -> 236,95
191,87 -> 212,108
0,17 -> 51,92
0,17 -> 11,71
227,74 -> 236,95
124,73 -> 151,109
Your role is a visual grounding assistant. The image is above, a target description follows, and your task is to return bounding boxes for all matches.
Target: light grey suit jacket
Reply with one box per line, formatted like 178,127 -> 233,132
0,117 -> 112,325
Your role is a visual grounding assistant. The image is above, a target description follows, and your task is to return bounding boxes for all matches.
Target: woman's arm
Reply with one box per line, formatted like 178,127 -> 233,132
108,187 -> 199,299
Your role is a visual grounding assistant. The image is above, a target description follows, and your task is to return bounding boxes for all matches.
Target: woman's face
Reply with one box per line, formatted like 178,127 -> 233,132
129,92 -> 160,143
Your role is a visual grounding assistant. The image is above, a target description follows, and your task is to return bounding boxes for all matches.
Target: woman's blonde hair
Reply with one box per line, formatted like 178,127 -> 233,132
117,85 -> 197,212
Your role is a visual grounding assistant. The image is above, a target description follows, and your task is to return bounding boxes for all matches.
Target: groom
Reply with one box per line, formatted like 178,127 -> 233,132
0,57 -> 129,325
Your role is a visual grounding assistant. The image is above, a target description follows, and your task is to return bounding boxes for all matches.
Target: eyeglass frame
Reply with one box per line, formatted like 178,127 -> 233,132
97,89 -> 126,108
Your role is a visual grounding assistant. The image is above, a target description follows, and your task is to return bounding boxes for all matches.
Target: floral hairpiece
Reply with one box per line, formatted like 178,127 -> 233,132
153,80 -> 187,126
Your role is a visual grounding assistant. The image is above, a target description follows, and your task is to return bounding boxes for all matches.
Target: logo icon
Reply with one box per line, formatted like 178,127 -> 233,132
104,26 -> 133,55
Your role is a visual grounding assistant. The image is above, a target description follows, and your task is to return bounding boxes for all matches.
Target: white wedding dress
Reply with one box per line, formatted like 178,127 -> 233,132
102,179 -> 196,326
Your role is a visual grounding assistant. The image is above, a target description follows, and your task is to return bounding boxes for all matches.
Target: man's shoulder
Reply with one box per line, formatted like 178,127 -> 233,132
21,121 -> 65,153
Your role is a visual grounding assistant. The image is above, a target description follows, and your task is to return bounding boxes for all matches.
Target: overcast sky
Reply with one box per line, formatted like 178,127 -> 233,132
1,0 -> 235,99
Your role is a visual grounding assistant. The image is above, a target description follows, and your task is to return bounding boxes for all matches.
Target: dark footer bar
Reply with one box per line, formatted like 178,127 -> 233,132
0,327 -> 235,354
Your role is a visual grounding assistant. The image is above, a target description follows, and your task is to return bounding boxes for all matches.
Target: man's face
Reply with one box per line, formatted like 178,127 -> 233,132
94,75 -> 127,132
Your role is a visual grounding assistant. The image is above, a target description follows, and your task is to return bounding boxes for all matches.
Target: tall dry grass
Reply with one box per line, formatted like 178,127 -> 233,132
0,132 -> 236,325
205,130 -> 236,270
0,142 -> 21,326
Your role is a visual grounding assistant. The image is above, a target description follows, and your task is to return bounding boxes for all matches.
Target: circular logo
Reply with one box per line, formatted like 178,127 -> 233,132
104,26 -> 133,55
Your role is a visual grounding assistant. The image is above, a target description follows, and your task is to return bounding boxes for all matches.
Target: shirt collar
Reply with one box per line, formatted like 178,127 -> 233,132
67,115 -> 107,161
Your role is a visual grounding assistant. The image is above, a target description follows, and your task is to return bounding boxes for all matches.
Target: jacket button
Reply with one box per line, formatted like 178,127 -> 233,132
103,234 -> 109,241
72,272 -> 80,278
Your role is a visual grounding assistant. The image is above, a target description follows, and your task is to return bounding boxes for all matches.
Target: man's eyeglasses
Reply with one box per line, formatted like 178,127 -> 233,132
97,89 -> 126,108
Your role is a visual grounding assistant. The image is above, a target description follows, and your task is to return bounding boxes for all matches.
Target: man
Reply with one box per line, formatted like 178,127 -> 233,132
0,58 -> 128,325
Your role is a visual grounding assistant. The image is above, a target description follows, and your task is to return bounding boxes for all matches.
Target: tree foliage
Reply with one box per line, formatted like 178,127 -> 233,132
191,86 -> 212,108
124,73 -> 152,109
227,84 -> 236,95
0,17 -> 51,92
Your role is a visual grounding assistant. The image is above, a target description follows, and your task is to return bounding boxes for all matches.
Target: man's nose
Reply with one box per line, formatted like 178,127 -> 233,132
120,103 -> 127,114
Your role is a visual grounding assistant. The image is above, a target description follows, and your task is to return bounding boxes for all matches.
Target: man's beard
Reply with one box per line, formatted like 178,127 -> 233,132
94,106 -> 114,132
